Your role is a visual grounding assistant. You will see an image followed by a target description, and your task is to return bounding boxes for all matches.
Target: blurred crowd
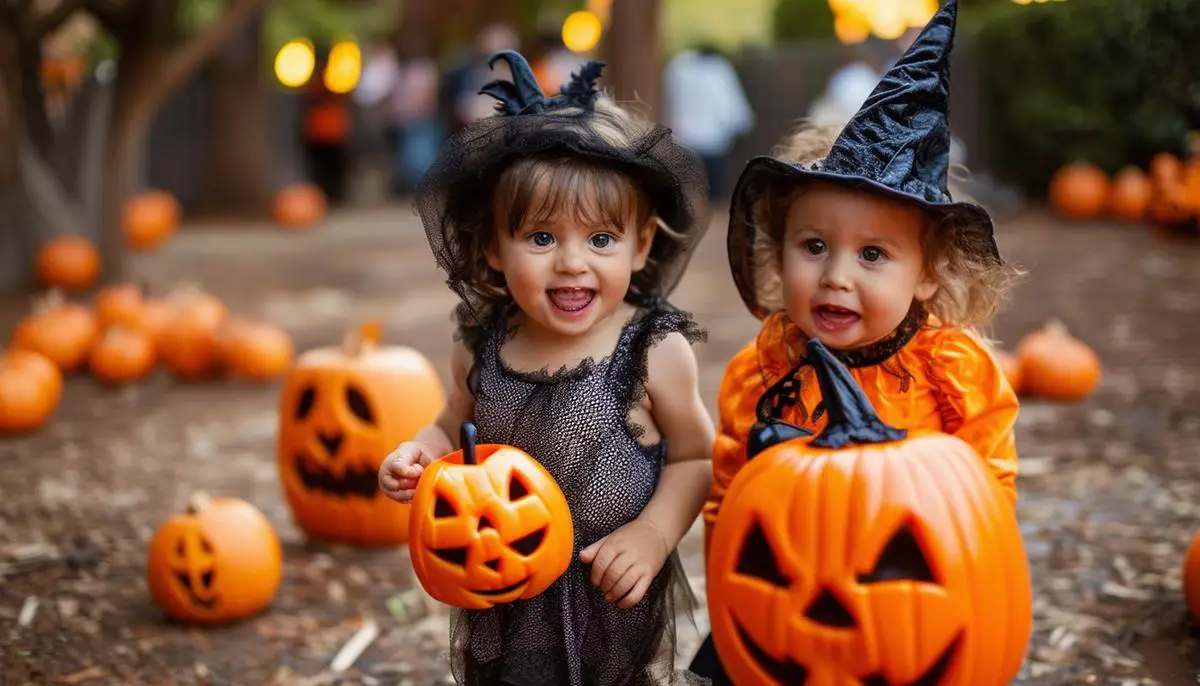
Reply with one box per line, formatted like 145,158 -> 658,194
295,21 -> 760,206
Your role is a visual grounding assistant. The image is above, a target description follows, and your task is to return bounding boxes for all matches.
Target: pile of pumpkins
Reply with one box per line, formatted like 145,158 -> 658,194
0,283 -> 294,434
1048,150 -> 1200,232
993,319 -> 1101,401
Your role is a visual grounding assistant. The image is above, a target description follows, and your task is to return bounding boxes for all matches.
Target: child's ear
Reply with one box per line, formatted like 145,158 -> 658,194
914,269 -> 939,303
485,236 -> 503,271
632,217 -> 659,272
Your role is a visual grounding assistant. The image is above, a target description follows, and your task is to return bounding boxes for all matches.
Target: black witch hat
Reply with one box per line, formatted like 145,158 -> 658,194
415,50 -> 709,347
726,0 -> 1000,319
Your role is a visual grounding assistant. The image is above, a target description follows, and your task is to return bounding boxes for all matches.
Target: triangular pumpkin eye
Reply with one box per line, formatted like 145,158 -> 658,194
509,473 -> 530,501
856,521 -> 937,584
735,520 -> 789,588
434,494 -> 457,519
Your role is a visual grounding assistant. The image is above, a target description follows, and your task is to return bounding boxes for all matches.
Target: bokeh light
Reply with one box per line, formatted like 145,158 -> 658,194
274,38 -> 315,89
562,10 -> 603,53
834,11 -> 871,44
324,40 -> 361,94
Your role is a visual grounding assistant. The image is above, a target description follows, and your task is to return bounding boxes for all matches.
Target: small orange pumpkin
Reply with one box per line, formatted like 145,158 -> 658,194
122,191 -> 180,252
1015,319 -> 1100,401
707,339 -> 1032,686
277,322 -> 445,546
216,319 -> 294,380
0,349 -> 63,433
89,327 -> 157,385
1048,163 -> 1109,220
1150,152 -> 1184,186
1108,166 -> 1153,222
410,423 -> 575,610
272,183 -> 327,229
146,492 -> 283,624
93,283 -> 146,329
156,286 -> 229,380
10,290 -> 100,373
993,348 -> 1023,394
36,236 -> 101,291
1181,530 -> 1200,622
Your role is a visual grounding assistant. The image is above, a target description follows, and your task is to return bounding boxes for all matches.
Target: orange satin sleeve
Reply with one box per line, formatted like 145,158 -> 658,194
704,340 -> 766,556
922,329 -> 1021,508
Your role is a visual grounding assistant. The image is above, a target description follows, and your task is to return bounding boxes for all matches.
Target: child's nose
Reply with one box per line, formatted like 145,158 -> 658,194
819,258 -> 854,291
554,244 -> 588,274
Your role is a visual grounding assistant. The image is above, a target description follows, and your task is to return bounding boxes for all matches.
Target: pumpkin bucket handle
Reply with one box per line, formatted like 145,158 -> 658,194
806,339 -> 908,449
460,422 -> 478,465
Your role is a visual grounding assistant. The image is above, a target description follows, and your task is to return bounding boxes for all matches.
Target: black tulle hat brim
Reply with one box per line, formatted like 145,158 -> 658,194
727,155 -> 1001,320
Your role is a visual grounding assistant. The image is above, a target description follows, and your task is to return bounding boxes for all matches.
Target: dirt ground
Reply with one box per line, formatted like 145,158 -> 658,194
3,205 -> 1200,685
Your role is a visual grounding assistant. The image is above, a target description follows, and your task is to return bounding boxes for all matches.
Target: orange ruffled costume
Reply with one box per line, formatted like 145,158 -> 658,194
703,312 -> 1019,552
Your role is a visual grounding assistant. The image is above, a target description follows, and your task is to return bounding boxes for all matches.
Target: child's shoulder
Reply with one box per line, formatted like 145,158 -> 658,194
908,325 -> 1009,391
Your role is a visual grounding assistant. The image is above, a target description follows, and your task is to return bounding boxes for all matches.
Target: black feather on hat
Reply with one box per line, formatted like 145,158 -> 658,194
726,0 -> 1000,319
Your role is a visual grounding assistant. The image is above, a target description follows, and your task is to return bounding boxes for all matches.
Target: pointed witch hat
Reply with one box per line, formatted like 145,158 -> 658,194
726,0 -> 1000,319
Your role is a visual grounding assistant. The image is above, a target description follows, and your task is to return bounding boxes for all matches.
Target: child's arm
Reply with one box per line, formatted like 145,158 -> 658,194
380,337 -> 476,501
579,332 -> 714,609
928,330 -> 1020,507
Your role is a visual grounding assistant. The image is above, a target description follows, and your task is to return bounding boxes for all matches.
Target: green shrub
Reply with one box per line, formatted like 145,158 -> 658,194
773,0 -> 836,42
973,0 -> 1200,193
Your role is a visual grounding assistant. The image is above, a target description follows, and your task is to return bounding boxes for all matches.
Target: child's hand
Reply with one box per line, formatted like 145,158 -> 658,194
579,518 -> 670,609
378,441 -> 442,503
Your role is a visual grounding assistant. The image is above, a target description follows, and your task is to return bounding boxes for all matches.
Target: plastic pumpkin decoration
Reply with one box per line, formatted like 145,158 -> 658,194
215,319 -> 294,380
122,191 -> 180,251
36,236 -> 101,291
0,349 -> 63,433
146,492 -> 283,623
272,183 -> 327,229
410,423 -> 574,610
10,290 -> 100,373
277,321 -> 444,546
1015,319 -> 1100,401
707,339 -> 1032,686
1048,163 -> 1109,220
89,327 -> 157,385
1107,166 -> 1152,222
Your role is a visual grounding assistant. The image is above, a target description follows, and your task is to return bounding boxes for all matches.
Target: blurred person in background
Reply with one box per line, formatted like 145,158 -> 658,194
663,42 -> 755,201
439,22 -> 520,134
356,33 -> 443,196
301,43 -> 355,205
807,43 -> 883,128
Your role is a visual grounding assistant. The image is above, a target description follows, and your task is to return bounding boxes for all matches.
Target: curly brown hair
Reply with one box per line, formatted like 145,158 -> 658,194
749,123 -> 1021,329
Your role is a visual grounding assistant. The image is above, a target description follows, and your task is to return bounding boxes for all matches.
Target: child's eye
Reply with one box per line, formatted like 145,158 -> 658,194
803,238 -> 826,255
528,231 -> 555,247
860,246 -> 887,263
589,233 -> 615,249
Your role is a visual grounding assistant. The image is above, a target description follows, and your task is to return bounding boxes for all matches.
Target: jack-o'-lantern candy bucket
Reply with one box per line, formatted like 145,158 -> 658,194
409,423 -> 574,609
277,321 -> 445,547
707,339 -> 1033,686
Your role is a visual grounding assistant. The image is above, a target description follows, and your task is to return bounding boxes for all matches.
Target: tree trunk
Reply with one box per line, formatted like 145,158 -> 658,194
604,0 -> 663,120
193,12 -> 272,218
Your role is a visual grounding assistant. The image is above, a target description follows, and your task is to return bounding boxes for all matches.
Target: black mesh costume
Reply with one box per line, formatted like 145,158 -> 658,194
412,51 -> 712,686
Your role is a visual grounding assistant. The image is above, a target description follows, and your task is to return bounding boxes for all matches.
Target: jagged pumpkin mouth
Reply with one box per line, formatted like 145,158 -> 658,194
733,619 -> 961,686
293,452 -> 380,498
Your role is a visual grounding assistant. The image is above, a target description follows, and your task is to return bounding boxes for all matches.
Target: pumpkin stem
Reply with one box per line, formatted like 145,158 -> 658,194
807,339 -> 908,449
343,321 -> 383,356
1044,318 -> 1068,337
35,288 -> 65,313
460,422 -> 477,465
186,492 -> 214,514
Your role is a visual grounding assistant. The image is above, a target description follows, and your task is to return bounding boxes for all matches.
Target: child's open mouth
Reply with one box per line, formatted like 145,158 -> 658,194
813,304 -> 861,331
547,287 -> 596,314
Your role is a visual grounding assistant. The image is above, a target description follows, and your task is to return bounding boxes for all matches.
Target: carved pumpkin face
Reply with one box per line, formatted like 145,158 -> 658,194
409,424 -> 573,610
278,323 -> 445,547
146,493 -> 282,623
707,340 -> 1032,686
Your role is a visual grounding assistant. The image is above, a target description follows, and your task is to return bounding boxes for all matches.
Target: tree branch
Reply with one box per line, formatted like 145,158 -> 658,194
133,0 -> 266,126
27,0 -> 87,39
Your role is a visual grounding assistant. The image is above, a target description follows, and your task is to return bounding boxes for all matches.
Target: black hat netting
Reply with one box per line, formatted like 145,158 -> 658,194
415,96 -> 710,349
